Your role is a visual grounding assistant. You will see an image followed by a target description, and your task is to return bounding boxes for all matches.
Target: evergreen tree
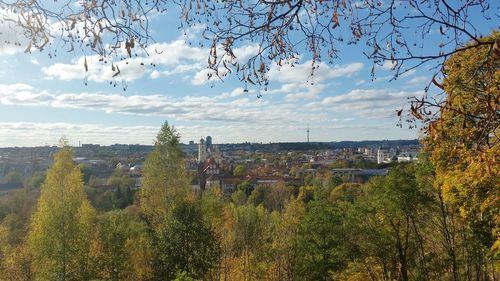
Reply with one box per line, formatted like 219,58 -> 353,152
139,121 -> 190,225
297,198 -> 345,281
153,200 -> 218,280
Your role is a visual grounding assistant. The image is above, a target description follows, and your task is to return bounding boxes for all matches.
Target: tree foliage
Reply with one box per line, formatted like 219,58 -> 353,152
139,121 -> 190,225
3,171 -> 22,184
423,32 -> 499,256
153,200 -> 218,280
1,0 -> 497,88
297,198 -> 345,281
0,122 -> 498,280
28,146 -> 97,280
91,210 -> 136,280
233,164 -> 247,177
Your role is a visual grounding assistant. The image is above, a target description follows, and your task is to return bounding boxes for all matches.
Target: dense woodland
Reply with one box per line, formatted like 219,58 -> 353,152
0,11 -> 498,281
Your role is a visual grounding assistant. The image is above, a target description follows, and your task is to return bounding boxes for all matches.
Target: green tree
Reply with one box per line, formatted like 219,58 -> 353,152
26,172 -> 45,188
233,165 -> 247,177
231,189 -> 247,206
230,204 -> 271,281
296,198 -> 345,281
325,175 -> 343,189
173,271 -> 199,281
247,185 -> 270,207
3,171 -> 22,184
350,165 -> 434,281
329,183 -> 362,203
264,181 -> 291,212
139,121 -> 190,225
0,219 -> 32,280
28,147 -> 97,281
236,181 -> 254,197
200,187 -> 226,280
0,213 -> 32,280
271,198 -> 305,281
153,200 -> 218,280
79,164 -> 94,185
297,185 -> 319,204
92,210 -> 136,280
108,170 -> 135,208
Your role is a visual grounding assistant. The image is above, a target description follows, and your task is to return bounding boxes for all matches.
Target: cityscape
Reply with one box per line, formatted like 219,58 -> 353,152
0,0 -> 497,280
0,137 -> 420,194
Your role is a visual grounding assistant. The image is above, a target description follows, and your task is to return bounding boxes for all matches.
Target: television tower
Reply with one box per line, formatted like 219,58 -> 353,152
307,123 -> 310,143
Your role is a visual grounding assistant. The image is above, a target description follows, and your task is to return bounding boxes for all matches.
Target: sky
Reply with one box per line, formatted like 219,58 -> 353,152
0,1 -> 497,147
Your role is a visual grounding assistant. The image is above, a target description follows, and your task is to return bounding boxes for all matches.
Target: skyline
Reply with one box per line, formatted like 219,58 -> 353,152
0,128 -> 420,148
0,2 -> 496,147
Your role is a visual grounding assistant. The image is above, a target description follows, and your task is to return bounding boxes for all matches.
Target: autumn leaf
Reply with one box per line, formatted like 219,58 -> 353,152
84,57 -> 88,72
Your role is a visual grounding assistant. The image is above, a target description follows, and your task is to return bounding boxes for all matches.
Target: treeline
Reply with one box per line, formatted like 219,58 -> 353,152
0,122 -> 497,281
214,139 -> 419,153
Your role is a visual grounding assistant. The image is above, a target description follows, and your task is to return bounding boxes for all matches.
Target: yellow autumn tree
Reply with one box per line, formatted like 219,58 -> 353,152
28,146 -> 96,280
423,32 -> 499,254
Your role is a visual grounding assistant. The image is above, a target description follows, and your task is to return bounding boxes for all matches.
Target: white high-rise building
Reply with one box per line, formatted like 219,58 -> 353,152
377,147 -> 394,164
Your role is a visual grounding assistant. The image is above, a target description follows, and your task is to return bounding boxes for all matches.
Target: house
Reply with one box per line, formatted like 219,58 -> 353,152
220,177 -> 242,193
203,158 -> 221,176
255,176 -> 280,186
129,164 -> 143,177
205,175 -> 220,189
199,157 -> 225,190
116,162 -> 130,173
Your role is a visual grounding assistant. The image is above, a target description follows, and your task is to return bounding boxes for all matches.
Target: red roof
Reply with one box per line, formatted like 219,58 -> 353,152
202,158 -> 218,170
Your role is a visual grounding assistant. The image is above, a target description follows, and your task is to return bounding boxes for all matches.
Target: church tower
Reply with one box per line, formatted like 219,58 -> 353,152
198,138 -> 207,162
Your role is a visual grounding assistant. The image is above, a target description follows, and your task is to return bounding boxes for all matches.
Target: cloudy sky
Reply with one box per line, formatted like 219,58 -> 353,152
0,2 -> 496,147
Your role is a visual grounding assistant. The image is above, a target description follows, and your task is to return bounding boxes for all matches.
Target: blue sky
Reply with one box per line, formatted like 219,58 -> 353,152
0,1 -> 497,147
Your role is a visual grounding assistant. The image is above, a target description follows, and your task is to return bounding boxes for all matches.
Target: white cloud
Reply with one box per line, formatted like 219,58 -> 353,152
40,37 -> 258,85
381,60 -> 397,70
145,40 -> 206,65
400,69 -> 416,77
284,83 -> 325,101
306,89 -> 424,118
43,55 -> 154,82
41,37 -> 209,83
232,44 -> 260,62
0,83 -> 308,124
150,70 -> 161,79
408,76 -> 429,85
0,121 -> 413,147
162,63 -> 204,77
0,11 -> 29,56
215,87 -> 253,99
0,84 -> 52,105
0,122 -> 160,147
264,61 -> 363,101
191,68 -> 215,85
268,60 -> 363,84
191,67 -> 231,85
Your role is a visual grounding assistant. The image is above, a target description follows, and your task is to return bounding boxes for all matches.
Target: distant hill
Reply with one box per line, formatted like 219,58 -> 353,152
0,183 -> 24,194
